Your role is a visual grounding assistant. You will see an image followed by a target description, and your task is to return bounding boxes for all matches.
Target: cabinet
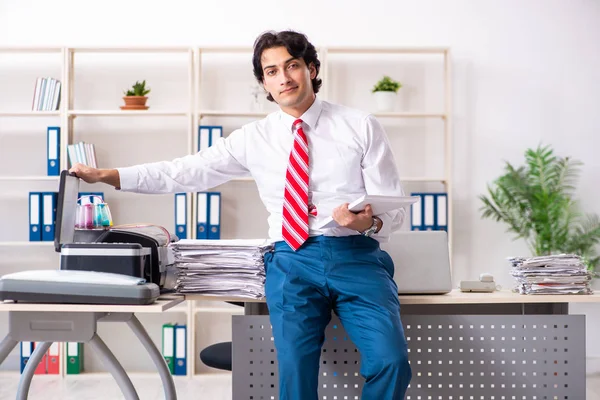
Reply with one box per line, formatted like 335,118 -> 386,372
0,45 -> 452,378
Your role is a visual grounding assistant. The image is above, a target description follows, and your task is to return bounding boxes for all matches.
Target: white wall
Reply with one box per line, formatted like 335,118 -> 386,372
1,0 -> 600,360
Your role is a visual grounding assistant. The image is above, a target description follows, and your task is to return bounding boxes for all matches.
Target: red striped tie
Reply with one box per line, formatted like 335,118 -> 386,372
282,119 -> 309,251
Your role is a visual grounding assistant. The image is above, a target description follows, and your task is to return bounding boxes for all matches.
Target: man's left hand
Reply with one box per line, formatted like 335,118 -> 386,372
332,203 -> 377,232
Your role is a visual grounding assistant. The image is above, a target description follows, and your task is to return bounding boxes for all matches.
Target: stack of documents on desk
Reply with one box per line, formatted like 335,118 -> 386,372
170,239 -> 273,299
508,254 -> 593,295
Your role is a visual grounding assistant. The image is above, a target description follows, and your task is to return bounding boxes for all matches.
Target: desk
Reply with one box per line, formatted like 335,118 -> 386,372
0,297 -> 183,400
187,290 -> 600,399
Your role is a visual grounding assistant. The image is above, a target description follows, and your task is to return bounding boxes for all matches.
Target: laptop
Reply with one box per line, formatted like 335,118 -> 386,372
380,230 -> 453,294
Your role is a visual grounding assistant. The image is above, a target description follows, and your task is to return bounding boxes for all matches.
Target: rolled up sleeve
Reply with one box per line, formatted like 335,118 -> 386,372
360,114 -> 406,240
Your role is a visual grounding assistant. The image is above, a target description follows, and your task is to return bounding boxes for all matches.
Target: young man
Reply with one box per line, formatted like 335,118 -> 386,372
70,30 -> 412,399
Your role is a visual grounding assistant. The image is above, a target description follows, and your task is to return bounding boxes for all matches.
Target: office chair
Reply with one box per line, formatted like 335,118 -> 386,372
200,341 -> 232,371
198,301 -> 242,371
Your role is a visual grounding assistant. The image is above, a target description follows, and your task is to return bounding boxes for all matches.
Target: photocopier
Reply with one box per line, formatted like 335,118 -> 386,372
54,170 -> 178,292
0,170 -> 178,305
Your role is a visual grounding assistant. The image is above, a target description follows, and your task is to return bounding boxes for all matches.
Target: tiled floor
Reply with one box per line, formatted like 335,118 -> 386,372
0,372 -> 598,399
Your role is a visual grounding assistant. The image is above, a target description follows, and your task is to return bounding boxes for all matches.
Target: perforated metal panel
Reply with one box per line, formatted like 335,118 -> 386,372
232,315 -> 585,400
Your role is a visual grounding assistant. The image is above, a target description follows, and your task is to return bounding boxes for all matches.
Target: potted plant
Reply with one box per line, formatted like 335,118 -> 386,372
479,144 -> 600,273
372,75 -> 402,112
121,80 -> 151,110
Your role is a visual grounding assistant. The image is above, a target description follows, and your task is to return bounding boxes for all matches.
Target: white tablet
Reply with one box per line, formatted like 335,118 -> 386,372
315,195 -> 420,229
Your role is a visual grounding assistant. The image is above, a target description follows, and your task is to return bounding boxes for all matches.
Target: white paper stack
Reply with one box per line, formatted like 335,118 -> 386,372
170,239 -> 273,299
507,254 -> 593,295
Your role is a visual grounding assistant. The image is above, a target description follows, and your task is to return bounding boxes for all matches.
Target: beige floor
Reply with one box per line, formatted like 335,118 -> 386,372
0,372 -> 599,399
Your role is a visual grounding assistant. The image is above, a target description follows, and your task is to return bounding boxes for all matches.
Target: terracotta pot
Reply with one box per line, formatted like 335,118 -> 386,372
121,96 -> 149,110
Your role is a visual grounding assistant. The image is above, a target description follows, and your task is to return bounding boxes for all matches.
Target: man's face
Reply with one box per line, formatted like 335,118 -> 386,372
261,46 -> 316,109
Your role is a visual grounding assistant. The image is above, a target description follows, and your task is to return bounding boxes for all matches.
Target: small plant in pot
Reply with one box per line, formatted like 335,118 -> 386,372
121,80 -> 151,110
372,76 -> 402,112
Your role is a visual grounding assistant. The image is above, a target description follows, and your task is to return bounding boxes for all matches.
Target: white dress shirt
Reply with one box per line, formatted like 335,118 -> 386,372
117,97 -> 406,243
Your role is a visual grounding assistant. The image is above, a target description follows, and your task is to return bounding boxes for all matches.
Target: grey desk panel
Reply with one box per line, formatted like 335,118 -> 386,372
233,314 -> 585,400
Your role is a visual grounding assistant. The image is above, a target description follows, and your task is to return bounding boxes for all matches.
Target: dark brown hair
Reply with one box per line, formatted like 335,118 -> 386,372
252,30 -> 322,102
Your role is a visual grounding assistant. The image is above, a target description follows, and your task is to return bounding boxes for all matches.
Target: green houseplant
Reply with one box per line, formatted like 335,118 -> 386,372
121,80 -> 151,110
479,144 -> 600,272
372,75 -> 402,93
372,76 -> 402,112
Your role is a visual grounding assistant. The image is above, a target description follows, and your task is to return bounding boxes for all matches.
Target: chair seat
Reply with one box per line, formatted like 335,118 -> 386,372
199,341 -> 232,371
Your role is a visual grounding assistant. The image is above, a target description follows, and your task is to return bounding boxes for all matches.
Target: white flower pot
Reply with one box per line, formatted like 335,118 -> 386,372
373,91 -> 397,112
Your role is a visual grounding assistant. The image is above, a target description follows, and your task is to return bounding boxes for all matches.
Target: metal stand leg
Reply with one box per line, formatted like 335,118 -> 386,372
0,335 -> 18,365
16,341 -> 52,400
127,315 -> 177,400
88,334 -> 140,400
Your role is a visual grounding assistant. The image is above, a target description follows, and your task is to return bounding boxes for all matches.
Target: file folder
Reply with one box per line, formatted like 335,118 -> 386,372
162,323 -> 175,374
29,192 -> 42,241
423,194 -> 435,230
209,126 -> 223,147
66,342 -> 82,374
20,342 -> 33,373
47,342 -> 59,374
411,192 -> 448,231
436,193 -> 448,231
174,325 -> 187,376
33,342 -> 47,374
175,193 -> 187,239
198,126 -> 210,151
196,192 -> 208,239
411,194 -> 423,230
207,192 -> 221,240
47,126 -> 60,176
198,126 -> 223,151
42,192 -> 58,241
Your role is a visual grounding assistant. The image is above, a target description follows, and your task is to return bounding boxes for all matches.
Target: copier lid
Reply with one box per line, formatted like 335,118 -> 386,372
55,170 -> 80,252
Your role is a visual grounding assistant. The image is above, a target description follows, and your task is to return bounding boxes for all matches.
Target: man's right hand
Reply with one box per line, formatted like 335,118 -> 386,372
68,163 -> 121,188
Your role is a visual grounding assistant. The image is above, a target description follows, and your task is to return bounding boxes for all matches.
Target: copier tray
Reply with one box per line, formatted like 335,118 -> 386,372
0,271 -> 159,305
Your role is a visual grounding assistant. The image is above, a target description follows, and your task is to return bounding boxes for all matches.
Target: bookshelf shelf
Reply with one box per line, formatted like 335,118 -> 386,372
0,111 -> 60,117
401,177 -> 447,183
68,110 -> 189,117
0,47 -> 62,53
0,241 -> 54,247
226,177 -> 444,183
0,176 -> 59,181
372,112 -> 446,119
198,110 -> 271,118
327,46 -> 448,54
198,47 -> 253,53
69,47 -> 191,54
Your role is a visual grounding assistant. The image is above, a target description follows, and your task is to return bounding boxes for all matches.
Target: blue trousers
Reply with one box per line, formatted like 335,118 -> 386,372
264,235 -> 412,400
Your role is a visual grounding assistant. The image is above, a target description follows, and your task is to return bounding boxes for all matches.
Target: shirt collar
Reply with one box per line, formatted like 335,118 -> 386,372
279,96 -> 323,132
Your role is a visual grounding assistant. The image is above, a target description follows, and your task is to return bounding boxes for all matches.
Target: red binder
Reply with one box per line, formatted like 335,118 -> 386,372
33,342 -> 47,374
47,343 -> 60,374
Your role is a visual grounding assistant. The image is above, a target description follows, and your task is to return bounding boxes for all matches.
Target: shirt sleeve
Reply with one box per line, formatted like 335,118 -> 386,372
360,114 -> 406,239
117,128 -> 250,194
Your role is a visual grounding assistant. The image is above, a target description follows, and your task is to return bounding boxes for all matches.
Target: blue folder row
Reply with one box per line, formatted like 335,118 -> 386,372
196,192 -> 221,240
174,192 -> 222,240
410,192 -> 448,231
198,125 -> 223,151
29,192 -> 57,241
162,324 -> 187,376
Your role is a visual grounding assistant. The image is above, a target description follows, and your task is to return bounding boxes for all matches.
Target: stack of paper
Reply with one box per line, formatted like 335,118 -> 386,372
507,254 -> 593,295
170,239 -> 273,299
